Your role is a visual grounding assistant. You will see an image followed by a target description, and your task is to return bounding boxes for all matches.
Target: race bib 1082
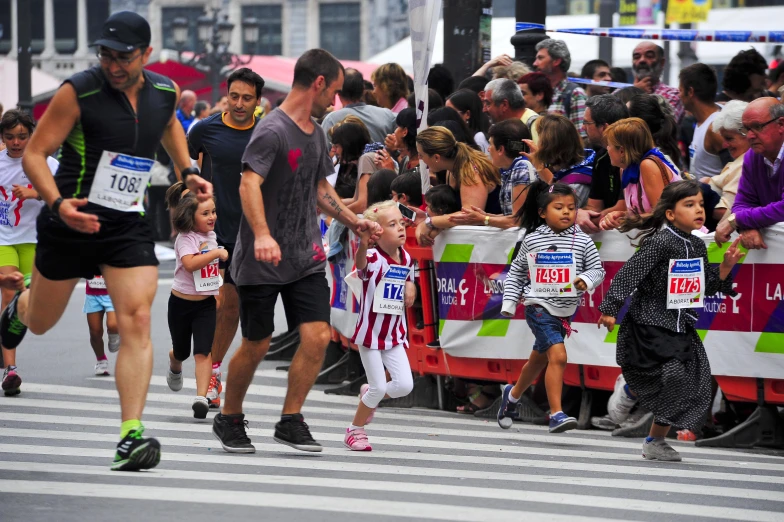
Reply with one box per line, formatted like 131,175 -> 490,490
88,151 -> 154,212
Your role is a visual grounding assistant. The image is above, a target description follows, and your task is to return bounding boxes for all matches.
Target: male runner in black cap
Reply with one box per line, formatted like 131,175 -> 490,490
2,11 -> 212,471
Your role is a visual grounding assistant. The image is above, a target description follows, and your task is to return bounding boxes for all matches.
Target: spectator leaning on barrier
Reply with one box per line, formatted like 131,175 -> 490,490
415,126 -> 501,246
522,114 -> 594,208
715,97 -> 784,250
580,59 -> 613,97
447,119 -> 537,230
576,94 -> 629,234
702,100 -> 750,226
678,64 -> 724,179
322,68 -> 397,145
600,118 -> 681,230
483,79 -> 540,144
534,39 -> 588,141
631,42 -> 684,123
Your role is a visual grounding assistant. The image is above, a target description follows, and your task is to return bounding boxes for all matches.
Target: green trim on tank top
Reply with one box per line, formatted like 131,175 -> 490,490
65,122 -> 87,197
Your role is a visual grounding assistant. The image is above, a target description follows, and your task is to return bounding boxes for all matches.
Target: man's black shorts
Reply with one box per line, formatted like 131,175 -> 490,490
35,208 -> 159,281
218,242 -> 234,286
237,272 -> 330,342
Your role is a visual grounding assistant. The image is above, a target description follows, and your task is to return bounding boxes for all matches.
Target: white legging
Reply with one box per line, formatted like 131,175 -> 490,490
359,344 -> 414,409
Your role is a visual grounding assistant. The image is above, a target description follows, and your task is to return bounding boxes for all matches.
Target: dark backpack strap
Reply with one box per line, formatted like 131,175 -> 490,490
561,82 -> 578,119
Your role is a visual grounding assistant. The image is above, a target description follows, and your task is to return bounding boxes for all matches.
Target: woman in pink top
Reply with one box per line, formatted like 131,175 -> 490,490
371,63 -> 410,114
600,118 -> 681,230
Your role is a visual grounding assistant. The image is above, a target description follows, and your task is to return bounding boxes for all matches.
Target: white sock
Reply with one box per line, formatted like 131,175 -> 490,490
108,334 -> 120,348
212,364 -> 221,375
508,390 -> 520,403
349,424 -> 363,431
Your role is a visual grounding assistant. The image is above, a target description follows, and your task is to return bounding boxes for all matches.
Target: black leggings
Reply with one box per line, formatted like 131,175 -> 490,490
168,293 -> 216,362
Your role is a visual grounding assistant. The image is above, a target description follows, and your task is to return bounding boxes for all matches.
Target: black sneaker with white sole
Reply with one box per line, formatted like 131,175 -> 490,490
274,413 -> 322,452
111,427 -> 161,471
212,412 -> 255,453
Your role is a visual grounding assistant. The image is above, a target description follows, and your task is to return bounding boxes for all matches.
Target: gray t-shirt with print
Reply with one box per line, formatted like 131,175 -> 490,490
231,109 -> 332,286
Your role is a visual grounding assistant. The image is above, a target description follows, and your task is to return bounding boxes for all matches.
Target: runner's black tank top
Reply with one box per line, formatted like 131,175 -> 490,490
56,66 -> 176,217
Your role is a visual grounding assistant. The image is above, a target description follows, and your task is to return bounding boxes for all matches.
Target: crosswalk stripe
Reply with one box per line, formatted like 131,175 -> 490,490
2,438 -> 782,503
0,479 -> 604,522
3,402 -> 781,467
2,429 -> 782,486
0,465 -> 779,521
84,375 -> 361,406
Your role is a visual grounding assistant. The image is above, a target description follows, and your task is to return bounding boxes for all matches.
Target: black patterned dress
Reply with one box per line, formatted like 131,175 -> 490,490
598,225 -> 736,430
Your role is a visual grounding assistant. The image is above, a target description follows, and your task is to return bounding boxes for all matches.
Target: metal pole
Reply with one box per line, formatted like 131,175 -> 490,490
510,0 -> 547,67
677,23 -> 699,71
210,58 -> 221,105
17,0 -> 33,115
598,0 -> 613,65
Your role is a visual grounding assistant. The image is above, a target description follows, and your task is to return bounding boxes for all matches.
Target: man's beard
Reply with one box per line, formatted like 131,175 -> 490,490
633,62 -> 664,80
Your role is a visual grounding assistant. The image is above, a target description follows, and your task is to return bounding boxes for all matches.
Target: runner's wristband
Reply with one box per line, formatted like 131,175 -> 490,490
50,197 -> 64,218
181,167 -> 200,183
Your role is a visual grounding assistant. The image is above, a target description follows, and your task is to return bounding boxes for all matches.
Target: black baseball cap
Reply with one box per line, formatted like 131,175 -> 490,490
91,11 -> 151,52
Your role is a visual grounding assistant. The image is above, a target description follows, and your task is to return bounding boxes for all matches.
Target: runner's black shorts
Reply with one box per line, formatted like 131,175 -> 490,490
218,242 -> 235,286
35,208 -> 159,281
237,272 -> 330,342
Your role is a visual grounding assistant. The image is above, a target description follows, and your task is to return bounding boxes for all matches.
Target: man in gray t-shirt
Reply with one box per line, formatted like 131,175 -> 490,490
231,108 -> 333,285
214,49 -> 381,455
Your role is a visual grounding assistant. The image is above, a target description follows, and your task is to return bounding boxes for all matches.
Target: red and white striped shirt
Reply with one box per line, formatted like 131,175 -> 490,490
351,247 -> 413,350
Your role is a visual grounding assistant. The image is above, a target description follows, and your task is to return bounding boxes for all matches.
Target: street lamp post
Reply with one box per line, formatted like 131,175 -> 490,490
510,0 -> 547,67
16,0 -> 33,115
170,8 -> 260,105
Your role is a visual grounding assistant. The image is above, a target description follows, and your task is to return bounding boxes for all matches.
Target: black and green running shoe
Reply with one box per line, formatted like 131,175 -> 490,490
111,427 -> 161,471
0,292 -> 27,349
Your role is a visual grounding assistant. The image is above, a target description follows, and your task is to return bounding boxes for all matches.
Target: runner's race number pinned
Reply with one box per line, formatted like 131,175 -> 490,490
89,151 -> 154,212
194,248 -> 223,292
667,258 -> 704,309
373,265 -> 410,316
526,251 -> 576,297
87,275 -> 106,290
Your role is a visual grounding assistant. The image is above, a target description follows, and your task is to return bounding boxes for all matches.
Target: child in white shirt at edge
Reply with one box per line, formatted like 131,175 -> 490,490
344,200 -> 416,451
165,182 -> 228,419
498,180 -> 605,433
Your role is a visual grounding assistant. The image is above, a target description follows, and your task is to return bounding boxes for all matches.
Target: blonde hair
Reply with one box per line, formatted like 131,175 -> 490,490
492,62 -> 531,82
363,200 -> 399,223
416,126 -> 500,188
371,63 -> 410,106
603,117 -> 656,166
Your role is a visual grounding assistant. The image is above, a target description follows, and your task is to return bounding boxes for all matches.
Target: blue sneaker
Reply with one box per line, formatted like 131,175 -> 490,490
549,411 -> 577,433
497,384 -> 520,429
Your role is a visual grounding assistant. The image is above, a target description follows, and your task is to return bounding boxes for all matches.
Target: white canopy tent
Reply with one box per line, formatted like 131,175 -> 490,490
0,59 -> 63,112
368,6 -> 783,85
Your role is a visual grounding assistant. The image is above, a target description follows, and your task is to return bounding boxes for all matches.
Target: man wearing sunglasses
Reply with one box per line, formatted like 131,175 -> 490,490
716,97 -> 784,250
4,11 -> 212,472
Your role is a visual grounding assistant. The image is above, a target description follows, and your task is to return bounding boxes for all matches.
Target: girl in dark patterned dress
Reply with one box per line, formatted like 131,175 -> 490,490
597,181 -> 745,462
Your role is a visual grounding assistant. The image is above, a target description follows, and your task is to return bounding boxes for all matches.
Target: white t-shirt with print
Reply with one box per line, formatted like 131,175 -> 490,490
0,149 -> 58,245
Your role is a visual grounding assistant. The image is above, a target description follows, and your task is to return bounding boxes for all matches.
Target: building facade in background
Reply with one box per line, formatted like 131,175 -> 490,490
0,0 -> 410,79
0,0 -> 781,81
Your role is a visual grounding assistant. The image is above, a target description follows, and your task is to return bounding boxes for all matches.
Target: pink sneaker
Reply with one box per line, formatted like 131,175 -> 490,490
344,427 -> 372,451
360,383 -> 375,424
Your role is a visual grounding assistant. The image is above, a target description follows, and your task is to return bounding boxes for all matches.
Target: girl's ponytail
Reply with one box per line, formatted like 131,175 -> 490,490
515,179 -> 550,233
166,181 -> 188,210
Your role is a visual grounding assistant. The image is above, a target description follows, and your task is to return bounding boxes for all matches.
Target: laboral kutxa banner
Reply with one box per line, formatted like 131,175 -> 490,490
432,224 -> 784,380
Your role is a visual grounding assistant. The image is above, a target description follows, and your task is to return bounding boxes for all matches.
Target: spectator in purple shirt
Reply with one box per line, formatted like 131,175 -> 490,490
715,97 -> 784,250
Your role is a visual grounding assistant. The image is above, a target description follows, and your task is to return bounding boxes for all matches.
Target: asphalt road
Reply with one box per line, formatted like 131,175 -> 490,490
1,264 -> 783,521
